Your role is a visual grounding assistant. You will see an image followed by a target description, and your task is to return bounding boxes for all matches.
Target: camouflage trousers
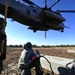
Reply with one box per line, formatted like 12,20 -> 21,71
21,58 -> 43,75
0,56 -> 3,74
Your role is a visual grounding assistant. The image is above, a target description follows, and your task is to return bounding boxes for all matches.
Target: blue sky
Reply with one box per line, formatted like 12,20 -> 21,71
0,0 -> 75,46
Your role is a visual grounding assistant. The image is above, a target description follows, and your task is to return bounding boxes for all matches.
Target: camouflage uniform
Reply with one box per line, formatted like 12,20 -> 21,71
0,17 -> 7,74
18,42 -> 43,75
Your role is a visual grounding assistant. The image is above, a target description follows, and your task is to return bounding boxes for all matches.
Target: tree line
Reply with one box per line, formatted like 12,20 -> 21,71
7,44 -> 75,48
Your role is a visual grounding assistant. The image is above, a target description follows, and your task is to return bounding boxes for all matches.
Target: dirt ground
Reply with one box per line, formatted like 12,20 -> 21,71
2,47 -> 75,75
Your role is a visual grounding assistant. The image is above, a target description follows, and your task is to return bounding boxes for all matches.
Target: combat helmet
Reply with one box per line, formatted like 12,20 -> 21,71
24,42 -> 32,50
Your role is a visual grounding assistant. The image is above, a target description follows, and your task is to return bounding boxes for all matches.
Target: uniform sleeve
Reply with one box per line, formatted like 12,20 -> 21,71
0,31 -> 7,60
1,33 -> 6,40
24,51 -> 31,64
24,50 -> 34,65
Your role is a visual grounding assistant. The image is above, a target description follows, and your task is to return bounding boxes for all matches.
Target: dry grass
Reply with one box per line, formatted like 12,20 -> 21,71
1,47 -> 75,75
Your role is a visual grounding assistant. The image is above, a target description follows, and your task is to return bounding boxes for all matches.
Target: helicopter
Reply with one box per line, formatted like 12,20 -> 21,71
0,0 -> 75,34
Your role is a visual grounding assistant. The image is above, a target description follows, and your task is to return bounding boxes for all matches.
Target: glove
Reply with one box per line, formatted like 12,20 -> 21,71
35,53 -> 40,58
31,55 -> 36,61
35,50 -> 40,58
1,33 -> 6,40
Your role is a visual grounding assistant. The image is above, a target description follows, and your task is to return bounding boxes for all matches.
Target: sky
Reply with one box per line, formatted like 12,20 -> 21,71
0,0 -> 75,46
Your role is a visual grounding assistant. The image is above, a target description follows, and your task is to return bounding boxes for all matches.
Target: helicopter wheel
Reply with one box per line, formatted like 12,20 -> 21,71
61,29 -> 64,32
33,30 -> 36,33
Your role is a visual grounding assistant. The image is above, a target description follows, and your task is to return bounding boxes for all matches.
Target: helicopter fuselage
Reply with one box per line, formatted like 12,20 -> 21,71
0,0 -> 66,32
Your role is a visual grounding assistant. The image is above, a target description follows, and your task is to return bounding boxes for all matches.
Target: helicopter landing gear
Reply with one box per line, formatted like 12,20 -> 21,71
61,29 -> 64,32
28,27 -> 37,32
33,30 -> 37,33
45,31 -> 47,38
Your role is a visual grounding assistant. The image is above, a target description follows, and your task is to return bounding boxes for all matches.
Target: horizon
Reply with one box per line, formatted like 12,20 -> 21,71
7,44 -> 75,46
0,0 -> 75,46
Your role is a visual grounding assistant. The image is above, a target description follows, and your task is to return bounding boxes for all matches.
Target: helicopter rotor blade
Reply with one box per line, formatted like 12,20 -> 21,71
64,26 -> 70,29
45,0 -> 47,8
22,0 -> 41,8
23,0 -> 35,5
58,10 -> 75,13
50,0 -> 60,9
